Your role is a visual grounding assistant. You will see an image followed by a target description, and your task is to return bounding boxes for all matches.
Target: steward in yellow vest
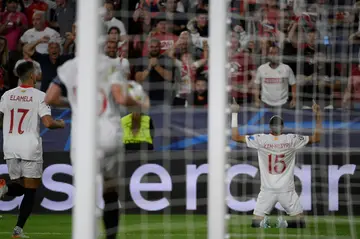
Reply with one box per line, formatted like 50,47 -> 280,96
121,112 -> 154,151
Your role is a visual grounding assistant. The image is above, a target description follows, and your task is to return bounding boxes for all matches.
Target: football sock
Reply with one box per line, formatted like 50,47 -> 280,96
103,191 -> 119,239
287,219 -> 306,228
6,182 -> 25,197
16,188 -> 36,229
251,219 -> 262,228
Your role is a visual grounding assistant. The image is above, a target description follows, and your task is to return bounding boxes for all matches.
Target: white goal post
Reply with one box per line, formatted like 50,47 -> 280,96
207,0 -> 228,239
73,0 -> 101,239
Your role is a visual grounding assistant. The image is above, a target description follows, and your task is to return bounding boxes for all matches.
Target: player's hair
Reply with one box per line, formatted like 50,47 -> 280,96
16,61 -> 35,82
269,115 -> 284,135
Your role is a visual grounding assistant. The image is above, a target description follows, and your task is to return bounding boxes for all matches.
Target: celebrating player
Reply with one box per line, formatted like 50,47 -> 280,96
0,61 -> 65,238
45,53 -> 149,239
231,101 -> 322,228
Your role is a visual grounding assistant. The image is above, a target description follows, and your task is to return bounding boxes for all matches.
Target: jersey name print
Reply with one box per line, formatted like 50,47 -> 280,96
10,95 -> 33,102
246,133 -> 309,192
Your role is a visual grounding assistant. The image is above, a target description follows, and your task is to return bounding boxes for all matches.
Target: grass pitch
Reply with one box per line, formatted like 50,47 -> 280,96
0,214 -> 359,239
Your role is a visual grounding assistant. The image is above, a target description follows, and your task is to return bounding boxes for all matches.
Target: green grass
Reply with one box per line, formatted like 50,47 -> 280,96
0,214 -> 359,239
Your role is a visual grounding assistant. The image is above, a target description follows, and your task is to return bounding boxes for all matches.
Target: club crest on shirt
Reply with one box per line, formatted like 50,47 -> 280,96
248,135 -> 255,141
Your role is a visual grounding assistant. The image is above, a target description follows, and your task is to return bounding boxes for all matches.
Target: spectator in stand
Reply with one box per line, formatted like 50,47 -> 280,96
232,22 -> 250,51
0,0 -> 28,52
20,11 -> 60,54
154,0 -> 187,35
23,36 -> 74,92
63,22 -> 75,54
254,45 -> 296,110
187,9 -> 208,49
103,0 -> 127,42
0,36 -> 9,95
252,38 -> 272,67
254,0 -> 281,32
142,17 -> 178,56
105,40 -> 130,79
165,31 -> 208,106
343,64 -> 360,110
50,0 -> 76,37
188,74 -> 207,107
108,26 -> 120,42
229,32 -> 256,105
14,52 -> 42,89
24,0 -> 48,28
188,0 -> 208,12
297,52 -> 338,110
132,1 -> 152,35
135,38 -> 177,106
134,0 -> 185,13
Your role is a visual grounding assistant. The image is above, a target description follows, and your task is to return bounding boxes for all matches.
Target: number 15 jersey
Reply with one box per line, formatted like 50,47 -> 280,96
245,134 -> 309,192
0,86 -> 51,161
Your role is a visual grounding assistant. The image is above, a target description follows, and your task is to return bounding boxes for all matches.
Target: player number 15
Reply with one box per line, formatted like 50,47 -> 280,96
268,154 -> 286,174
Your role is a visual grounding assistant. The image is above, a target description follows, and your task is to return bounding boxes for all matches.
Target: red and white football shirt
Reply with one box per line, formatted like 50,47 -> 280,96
255,62 -> 296,106
245,134 -> 309,192
0,86 -> 51,161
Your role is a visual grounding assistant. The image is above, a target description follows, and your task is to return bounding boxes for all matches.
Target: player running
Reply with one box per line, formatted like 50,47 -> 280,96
231,101 -> 322,228
45,53 -> 149,239
0,61 -> 65,238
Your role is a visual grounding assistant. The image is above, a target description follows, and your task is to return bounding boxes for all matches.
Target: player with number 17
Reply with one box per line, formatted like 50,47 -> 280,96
231,100 -> 322,229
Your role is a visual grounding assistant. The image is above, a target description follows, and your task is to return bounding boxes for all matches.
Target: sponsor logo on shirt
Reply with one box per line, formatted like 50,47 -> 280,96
264,78 -> 285,84
248,135 -> 255,141
160,40 -> 174,50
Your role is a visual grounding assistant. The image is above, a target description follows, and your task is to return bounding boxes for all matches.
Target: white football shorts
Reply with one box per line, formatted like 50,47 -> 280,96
6,159 -> 43,180
253,190 -> 303,217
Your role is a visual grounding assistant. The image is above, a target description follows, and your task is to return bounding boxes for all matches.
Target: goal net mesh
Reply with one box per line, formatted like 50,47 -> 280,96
112,0 -> 360,238
0,0 -> 359,239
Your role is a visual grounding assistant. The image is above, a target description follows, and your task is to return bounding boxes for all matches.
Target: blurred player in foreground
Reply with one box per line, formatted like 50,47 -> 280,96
45,53 -> 149,239
0,61 -> 65,238
231,100 -> 322,228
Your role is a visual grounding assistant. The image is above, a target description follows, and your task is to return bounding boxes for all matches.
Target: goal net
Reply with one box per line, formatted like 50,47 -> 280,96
0,0 -> 359,239
101,0 -> 360,238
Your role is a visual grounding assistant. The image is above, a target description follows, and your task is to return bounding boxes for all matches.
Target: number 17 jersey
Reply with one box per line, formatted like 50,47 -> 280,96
0,86 -> 51,161
245,134 -> 309,192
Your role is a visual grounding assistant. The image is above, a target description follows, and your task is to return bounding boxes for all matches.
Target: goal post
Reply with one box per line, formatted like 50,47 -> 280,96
73,0 -> 101,239
207,0 -> 228,239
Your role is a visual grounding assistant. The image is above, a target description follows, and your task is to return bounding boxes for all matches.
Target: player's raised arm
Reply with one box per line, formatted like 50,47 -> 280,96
45,77 -> 70,107
231,101 -> 246,143
308,102 -> 322,144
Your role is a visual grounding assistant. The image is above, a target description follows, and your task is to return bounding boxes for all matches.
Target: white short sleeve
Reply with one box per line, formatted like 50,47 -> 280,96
57,59 -> 77,88
0,94 -> 6,113
20,31 -> 29,43
120,58 -> 130,75
38,93 -> 51,118
291,134 -> 309,149
287,65 -> 296,85
109,70 -> 127,86
246,134 -> 262,149
254,68 -> 261,85
118,21 -> 127,36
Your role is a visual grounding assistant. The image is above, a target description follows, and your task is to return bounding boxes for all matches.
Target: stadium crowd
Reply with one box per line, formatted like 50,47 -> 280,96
0,0 -> 359,109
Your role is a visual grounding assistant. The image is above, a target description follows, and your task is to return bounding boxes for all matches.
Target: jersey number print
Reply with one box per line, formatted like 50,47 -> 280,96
9,108 -> 29,134
268,154 -> 286,174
